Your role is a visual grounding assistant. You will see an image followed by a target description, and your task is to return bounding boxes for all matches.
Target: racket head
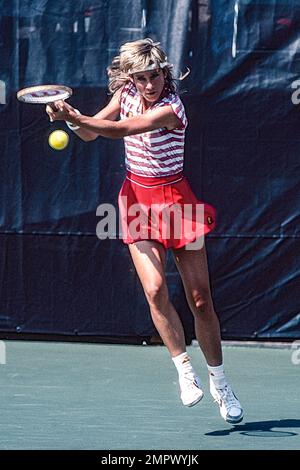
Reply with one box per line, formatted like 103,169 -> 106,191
17,84 -> 73,104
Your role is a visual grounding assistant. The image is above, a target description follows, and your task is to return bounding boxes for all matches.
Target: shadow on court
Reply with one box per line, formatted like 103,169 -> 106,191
206,419 -> 300,438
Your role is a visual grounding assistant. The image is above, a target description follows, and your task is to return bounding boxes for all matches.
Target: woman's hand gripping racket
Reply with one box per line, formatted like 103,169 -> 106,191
16,84 -> 77,122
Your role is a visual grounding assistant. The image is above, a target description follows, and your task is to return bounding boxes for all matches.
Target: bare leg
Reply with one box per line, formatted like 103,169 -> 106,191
172,243 -> 222,366
128,240 -> 186,357
173,243 -> 244,420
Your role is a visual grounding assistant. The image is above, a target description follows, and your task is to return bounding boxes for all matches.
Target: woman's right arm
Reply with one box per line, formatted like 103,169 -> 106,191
46,89 -> 122,142
75,90 -> 122,141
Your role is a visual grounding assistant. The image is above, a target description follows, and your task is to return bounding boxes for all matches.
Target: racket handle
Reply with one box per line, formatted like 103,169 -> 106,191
48,101 -> 64,121
47,103 -> 56,122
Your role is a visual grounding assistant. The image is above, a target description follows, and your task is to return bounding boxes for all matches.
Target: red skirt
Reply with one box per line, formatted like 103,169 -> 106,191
118,171 -> 216,249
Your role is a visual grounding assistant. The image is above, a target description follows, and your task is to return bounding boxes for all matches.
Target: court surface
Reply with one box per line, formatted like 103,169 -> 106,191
0,340 -> 299,450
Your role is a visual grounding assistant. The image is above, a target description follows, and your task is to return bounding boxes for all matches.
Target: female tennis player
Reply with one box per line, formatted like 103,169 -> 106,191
46,38 -> 243,424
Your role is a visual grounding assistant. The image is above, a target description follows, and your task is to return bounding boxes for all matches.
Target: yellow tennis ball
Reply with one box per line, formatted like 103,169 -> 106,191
48,130 -> 69,150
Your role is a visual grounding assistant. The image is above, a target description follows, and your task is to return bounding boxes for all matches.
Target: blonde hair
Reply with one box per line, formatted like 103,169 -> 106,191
107,38 -> 176,94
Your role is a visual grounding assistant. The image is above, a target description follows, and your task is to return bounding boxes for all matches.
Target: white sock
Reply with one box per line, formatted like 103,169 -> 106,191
172,352 -> 195,377
207,363 -> 227,389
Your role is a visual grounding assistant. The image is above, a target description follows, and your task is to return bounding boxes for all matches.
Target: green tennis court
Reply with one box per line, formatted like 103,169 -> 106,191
0,340 -> 299,450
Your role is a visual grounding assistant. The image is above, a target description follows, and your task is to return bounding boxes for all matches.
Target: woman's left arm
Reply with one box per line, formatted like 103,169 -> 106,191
50,101 -> 181,139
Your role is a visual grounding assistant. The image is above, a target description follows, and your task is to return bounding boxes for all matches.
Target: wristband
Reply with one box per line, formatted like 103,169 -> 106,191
66,109 -> 81,131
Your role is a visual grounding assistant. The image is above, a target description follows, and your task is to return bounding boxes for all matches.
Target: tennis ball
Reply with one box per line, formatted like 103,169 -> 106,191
48,130 -> 69,150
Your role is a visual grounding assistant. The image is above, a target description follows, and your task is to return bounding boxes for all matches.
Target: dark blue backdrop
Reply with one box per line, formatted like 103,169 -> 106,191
0,0 -> 299,339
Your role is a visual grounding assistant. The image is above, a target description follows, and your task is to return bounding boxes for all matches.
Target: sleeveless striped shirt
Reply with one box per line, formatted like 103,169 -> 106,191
119,82 -> 187,177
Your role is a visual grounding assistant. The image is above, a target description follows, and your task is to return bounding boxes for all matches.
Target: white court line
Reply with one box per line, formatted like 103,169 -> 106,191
0,341 -> 6,364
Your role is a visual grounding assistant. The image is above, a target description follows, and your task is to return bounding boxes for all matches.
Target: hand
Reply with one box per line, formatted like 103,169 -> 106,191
46,100 -> 79,123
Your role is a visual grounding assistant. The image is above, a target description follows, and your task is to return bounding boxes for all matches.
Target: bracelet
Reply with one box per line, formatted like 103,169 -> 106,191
66,109 -> 81,131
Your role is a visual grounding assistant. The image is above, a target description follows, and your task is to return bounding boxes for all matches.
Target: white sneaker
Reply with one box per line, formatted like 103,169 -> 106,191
210,380 -> 244,424
179,372 -> 204,407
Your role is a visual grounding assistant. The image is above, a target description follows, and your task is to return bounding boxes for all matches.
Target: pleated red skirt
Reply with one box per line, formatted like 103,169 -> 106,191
118,171 -> 216,249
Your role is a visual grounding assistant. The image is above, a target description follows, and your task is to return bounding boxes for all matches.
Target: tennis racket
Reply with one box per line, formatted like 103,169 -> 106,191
17,84 -> 72,105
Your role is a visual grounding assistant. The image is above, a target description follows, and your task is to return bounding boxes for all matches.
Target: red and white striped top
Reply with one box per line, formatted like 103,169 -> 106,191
119,82 -> 187,177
